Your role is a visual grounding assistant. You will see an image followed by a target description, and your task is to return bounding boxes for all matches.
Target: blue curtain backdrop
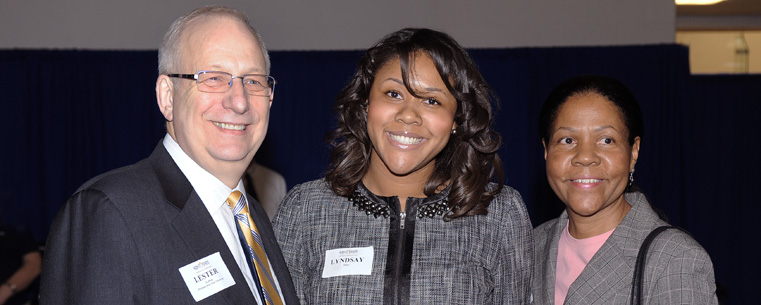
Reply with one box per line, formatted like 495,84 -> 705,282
0,45 -> 757,303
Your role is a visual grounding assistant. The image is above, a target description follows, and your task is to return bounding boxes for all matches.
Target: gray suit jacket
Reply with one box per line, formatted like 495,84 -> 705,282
40,143 -> 298,304
532,192 -> 717,304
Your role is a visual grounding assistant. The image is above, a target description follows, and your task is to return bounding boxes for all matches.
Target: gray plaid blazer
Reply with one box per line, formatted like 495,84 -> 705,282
273,179 -> 533,304
531,192 -> 718,304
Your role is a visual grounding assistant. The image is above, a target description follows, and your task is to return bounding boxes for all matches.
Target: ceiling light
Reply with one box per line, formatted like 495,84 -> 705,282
675,0 -> 725,5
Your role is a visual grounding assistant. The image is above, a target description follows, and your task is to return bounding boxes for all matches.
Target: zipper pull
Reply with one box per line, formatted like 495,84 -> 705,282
400,212 -> 406,229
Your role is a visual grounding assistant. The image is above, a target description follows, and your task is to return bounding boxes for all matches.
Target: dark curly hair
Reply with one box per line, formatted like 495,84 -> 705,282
324,28 -> 504,220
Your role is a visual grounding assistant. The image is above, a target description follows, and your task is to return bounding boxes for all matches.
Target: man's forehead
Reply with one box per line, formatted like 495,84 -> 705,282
178,16 -> 263,70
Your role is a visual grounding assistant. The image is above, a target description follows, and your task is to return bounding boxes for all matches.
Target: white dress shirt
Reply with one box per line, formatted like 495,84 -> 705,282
163,134 -> 285,304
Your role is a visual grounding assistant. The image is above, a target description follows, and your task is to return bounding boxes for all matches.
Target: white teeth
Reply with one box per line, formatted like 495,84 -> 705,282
573,179 -> 602,183
389,133 -> 423,145
214,122 -> 246,131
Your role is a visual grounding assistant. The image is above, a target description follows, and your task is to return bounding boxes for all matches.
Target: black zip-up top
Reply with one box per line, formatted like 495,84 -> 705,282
352,184 -> 451,305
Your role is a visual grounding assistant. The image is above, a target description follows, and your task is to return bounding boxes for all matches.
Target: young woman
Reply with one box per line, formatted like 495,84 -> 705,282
273,28 -> 532,304
532,75 -> 717,304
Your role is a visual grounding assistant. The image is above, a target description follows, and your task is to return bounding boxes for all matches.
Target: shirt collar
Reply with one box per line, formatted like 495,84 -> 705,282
162,134 -> 246,214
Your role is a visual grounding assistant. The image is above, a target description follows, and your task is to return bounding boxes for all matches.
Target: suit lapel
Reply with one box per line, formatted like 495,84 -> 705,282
565,194 -> 659,303
565,234 -> 627,303
172,194 -> 256,304
148,143 -> 256,304
537,217 -> 564,304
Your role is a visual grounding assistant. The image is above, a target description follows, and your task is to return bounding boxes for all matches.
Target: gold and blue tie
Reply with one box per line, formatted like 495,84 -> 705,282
227,191 -> 283,305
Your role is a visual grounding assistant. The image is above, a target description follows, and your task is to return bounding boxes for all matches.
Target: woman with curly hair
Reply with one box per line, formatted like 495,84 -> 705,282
273,28 -> 532,304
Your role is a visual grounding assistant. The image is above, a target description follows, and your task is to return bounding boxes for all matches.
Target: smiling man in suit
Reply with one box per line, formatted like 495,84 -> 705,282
40,6 -> 297,305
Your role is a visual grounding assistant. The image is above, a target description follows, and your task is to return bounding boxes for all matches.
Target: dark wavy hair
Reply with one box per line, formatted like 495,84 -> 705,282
324,28 -> 504,220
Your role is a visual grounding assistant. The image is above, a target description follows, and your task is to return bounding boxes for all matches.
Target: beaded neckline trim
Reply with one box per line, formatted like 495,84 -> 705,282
347,189 -> 449,219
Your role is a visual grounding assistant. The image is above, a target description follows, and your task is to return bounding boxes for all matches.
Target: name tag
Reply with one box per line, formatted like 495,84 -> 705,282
179,252 -> 235,302
322,246 -> 374,278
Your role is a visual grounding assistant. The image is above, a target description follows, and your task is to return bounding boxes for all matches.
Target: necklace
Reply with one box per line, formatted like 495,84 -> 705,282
348,188 -> 390,218
347,188 -> 450,219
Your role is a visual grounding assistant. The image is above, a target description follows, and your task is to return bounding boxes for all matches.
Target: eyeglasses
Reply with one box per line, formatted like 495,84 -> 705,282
167,71 -> 276,97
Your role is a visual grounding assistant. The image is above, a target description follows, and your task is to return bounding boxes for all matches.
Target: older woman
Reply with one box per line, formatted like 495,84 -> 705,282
532,75 -> 718,304
273,28 -> 532,304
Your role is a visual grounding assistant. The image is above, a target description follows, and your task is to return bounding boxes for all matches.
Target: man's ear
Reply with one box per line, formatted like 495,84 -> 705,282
156,75 -> 174,121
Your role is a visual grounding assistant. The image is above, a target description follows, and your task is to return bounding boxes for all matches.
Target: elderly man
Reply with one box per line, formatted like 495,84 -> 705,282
39,6 -> 297,304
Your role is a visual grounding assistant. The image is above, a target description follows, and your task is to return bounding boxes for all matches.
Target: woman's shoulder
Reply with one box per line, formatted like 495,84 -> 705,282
645,225 -> 710,258
619,193 -> 703,249
620,197 -> 714,270
286,179 -> 335,197
274,178 -> 347,224
281,178 -> 342,206
483,183 -> 532,224
487,183 -> 523,204
641,225 -> 716,299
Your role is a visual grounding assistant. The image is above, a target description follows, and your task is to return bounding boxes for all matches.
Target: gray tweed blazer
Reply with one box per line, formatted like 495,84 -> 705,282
531,192 -> 718,304
273,179 -> 533,304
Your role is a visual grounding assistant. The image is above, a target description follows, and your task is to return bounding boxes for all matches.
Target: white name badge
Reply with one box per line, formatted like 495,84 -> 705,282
322,246 -> 374,278
179,252 -> 236,302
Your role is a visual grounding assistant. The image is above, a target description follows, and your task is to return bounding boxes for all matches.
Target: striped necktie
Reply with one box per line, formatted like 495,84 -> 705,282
227,191 -> 283,305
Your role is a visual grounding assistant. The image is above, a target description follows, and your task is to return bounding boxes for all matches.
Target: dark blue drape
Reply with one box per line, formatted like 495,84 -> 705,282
0,50 -> 165,243
1,45 -> 757,303
680,74 -> 761,298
